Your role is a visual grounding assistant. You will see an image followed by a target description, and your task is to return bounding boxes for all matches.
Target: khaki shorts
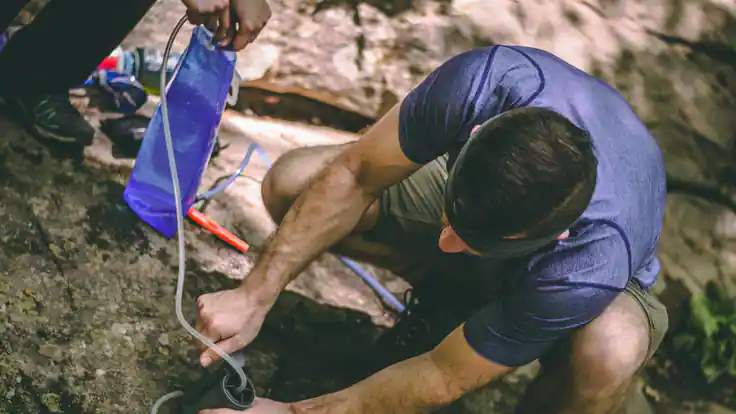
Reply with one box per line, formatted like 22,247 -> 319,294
366,154 -> 669,363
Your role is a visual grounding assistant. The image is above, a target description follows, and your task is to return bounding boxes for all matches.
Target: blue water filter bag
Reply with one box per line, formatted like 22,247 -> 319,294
123,26 -> 236,238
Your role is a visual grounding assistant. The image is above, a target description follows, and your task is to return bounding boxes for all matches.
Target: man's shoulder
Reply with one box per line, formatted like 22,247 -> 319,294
523,221 -> 631,290
437,45 -> 549,85
427,46 -> 548,114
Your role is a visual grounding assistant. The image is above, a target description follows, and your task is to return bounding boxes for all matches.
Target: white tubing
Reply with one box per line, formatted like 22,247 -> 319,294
151,15 -> 249,413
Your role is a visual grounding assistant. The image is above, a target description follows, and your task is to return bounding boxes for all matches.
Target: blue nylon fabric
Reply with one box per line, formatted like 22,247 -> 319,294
123,27 -> 236,238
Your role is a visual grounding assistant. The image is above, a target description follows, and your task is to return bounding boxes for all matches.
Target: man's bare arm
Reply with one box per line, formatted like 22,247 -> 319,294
289,325 -> 515,413
244,103 -> 422,307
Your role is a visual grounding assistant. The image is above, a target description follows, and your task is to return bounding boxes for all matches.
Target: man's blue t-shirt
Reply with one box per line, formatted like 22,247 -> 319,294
398,45 -> 666,367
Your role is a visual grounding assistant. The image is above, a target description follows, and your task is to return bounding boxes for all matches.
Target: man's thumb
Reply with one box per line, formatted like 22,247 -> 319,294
200,336 -> 245,367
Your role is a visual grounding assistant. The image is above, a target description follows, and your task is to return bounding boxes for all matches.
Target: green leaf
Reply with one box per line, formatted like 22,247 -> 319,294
718,340 -> 730,361
706,281 -> 735,313
702,364 -> 722,383
700,341 -> 716,369
678,283 -> 736,382
691,293 -> 719,338
673,334 -> 696,351
48,243 -> 64,260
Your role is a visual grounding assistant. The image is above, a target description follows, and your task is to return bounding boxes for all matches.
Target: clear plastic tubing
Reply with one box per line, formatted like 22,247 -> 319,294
151,15 -> 249,413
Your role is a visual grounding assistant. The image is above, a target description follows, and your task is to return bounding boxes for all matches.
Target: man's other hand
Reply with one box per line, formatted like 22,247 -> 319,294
182,0 -> 271,51
194,286 -> 268,367
229,0 -> 271,50
181,0 -> 229,14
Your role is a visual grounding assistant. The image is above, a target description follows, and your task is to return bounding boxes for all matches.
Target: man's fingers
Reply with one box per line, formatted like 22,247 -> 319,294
188,10 -> 220,32
204,13 -> 220,33
194,318 -> 211,352
187,10 -> 207,25
184,0 -> 228,14
194,317 -> 203,334
214,8 -> 230,43
249,26 -> 264,44
195,300 -> 220,352
200,335 -> 247,367
231,21 -> 252,51
196,292 -> 211,310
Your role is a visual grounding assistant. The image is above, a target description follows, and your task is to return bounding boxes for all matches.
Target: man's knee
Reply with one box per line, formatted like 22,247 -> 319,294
261,144 -> 348,223
569,293 -> 651,400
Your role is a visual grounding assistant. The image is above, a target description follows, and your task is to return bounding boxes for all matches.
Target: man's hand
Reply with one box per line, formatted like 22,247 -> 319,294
283,325 -> 514,413
180,0 -> 229,13
195,286 -> 268,367
198,398 -> 293,414
229,0 -> 271,50
182,0 -> 271,51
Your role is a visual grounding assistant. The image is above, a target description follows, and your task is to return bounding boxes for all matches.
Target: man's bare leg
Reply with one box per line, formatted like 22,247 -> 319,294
262,144 -> 364,228
261,143 -> 436,285
514,292 -> 652,414
261,144 -> 498,379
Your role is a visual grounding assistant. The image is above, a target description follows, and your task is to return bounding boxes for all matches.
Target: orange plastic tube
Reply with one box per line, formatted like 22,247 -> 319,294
187,207 -> 250,254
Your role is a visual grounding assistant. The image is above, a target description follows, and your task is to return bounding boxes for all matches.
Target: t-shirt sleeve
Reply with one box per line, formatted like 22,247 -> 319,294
398,46 -> 544,164
463,236 -> 629,367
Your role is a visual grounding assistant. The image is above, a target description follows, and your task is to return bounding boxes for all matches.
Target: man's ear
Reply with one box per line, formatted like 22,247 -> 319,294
557,230 -> 570,240
439,226 -> 470,253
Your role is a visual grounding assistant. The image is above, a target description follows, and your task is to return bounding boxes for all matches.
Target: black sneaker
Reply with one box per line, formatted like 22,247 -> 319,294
362,275 -> 489,376
10,93 -> 95,146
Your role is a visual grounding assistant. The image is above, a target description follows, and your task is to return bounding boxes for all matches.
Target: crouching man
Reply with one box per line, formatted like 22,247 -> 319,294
194,45 -> 669,414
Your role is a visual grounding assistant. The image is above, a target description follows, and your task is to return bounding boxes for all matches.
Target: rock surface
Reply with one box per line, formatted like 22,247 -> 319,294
0,105 -> 541,413
0,0 -> 734,412
0,113 -> 385,413
125,0 -> 736,409
0,98 -> 727,413
125,0 -> 736,306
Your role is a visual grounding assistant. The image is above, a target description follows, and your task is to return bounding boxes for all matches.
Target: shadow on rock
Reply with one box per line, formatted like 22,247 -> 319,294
84,181 -> 150,253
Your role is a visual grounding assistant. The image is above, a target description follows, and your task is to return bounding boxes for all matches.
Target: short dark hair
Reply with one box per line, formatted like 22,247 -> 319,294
446,107 -> 597,239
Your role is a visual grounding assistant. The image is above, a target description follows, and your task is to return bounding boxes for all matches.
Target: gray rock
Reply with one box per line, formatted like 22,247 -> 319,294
0,116 -> 382,412
2,0 -> 734,412
125,0 -> 736,306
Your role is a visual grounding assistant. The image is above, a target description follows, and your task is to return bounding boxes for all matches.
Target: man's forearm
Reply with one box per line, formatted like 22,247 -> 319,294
244,156 -> 375,304
290,353 -> 461,414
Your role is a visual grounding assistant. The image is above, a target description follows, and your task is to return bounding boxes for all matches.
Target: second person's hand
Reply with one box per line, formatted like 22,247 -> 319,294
180,0 -> 229,14
195,285 -> 269,367
183,0 -> 271,51
228,0 -> 271,50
